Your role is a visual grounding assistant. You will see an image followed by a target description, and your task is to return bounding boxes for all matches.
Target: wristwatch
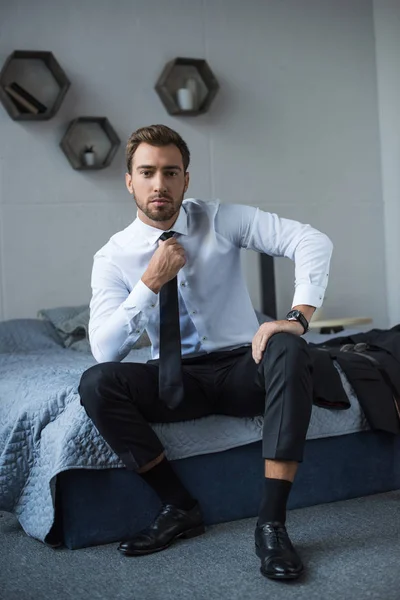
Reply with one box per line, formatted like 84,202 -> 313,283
286,310 -> 309,334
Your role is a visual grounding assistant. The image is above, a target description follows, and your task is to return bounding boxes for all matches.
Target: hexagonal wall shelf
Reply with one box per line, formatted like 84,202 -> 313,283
0,50 -> 70,121
155,57 -> 219,116
60,117 -> 121,171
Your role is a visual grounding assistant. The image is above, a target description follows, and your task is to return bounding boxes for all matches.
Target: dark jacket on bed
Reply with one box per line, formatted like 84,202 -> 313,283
309,325 -> 400,435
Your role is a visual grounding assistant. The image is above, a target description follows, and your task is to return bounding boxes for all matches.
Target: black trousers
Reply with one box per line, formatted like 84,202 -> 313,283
78,332 -> 313,472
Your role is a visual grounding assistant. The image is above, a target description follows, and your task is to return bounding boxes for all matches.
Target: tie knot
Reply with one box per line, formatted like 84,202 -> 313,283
159,231 -> 176,241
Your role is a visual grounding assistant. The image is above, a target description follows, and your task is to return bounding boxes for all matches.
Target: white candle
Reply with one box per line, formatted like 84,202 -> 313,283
176,88 -> 194,111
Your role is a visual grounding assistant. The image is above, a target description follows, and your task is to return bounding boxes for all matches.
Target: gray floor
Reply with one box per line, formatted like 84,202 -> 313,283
1,491 -> 400,600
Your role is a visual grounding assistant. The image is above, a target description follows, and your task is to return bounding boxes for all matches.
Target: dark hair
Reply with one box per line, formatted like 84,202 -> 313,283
125,124 -> 190,173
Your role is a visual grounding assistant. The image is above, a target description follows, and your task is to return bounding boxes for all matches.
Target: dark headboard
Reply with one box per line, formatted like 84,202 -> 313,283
259,253 -> 277,320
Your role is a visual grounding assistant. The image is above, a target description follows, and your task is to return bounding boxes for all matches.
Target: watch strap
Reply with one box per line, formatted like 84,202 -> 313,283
286,310 -> 309,334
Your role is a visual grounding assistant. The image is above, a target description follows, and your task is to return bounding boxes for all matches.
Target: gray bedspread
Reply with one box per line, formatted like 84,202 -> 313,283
0,329 -> 369,544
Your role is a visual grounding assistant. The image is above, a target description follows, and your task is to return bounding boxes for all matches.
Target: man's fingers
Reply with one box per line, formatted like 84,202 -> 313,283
159,238 -> 177,246
251,336 -> 258,362
252,333 -> 269,363
257,334 -> 268,355
158,240 -> 185,259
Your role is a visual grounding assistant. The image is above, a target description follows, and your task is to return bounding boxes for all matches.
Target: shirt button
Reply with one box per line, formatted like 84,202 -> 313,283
135,329 -> 140,333
191,310 -> 197,315
202,336 -> 207,341
150,303 -> 155,308
180,282 -> 186,287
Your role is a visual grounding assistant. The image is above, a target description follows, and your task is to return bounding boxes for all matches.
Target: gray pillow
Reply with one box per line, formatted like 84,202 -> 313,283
37,304 -> 151,352
37,305 -> 88,333
0,319 -> 64,353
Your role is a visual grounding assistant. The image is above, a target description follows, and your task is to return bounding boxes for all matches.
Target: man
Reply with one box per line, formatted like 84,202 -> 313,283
78,124 -> 333,581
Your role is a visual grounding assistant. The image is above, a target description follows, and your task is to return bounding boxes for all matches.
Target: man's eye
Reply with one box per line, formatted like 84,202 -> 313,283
167,171 -> 178,177
141,171 -> 151,176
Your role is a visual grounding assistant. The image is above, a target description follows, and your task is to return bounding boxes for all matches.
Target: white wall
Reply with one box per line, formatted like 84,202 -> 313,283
0,0 -> 389,326
373,0 -> 400,327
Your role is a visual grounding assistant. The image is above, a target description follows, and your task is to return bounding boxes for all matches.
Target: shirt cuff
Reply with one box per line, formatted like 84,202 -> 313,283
123,278 -> 159,313
292,284 -> 326,309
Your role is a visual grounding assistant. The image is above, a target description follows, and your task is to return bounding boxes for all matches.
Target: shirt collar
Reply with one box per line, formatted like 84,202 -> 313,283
132,204 -> 188,245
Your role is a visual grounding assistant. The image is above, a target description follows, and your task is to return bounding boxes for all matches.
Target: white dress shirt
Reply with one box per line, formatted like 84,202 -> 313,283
89,198 -> 333,363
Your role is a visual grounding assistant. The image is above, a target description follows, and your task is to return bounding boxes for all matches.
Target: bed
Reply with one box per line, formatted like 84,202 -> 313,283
1,257 -> 400,550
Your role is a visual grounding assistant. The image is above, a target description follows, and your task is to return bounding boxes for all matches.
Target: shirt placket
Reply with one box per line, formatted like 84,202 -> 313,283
177,270 -> 208,345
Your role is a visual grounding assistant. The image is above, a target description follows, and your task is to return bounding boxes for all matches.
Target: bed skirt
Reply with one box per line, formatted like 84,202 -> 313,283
52,430 -> 400,550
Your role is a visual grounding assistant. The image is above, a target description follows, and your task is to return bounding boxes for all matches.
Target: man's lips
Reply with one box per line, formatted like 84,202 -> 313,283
151,197 -> 170,204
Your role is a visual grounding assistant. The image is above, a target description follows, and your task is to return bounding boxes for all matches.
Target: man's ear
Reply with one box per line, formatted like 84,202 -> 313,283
184,171 -> 190,193
125,172 -> 133,194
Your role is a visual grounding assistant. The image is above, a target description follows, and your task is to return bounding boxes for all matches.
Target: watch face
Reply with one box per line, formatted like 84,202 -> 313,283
288,310 -> 300,318
286,309 -> 308,333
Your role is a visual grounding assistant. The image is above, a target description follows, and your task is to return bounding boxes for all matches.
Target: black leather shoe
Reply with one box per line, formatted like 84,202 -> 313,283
255,521 -> 304,580
118,503 -> 205,556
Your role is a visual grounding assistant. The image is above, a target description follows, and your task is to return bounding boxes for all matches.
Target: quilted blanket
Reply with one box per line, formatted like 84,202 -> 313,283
0,342 -> 368,545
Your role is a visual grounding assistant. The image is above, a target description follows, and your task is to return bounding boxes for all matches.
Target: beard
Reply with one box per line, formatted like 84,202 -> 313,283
133,188 -> 184,223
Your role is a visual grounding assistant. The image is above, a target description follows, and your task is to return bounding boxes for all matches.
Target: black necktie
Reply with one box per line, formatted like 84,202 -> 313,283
158,231 -> 184,409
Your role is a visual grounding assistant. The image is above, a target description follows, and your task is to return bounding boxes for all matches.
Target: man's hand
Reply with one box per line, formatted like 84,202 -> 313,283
141,237 -> 186,294
252,319 -> 304,364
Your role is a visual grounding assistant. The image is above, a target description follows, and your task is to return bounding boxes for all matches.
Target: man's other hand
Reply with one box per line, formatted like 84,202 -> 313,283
252,320 -> 304,364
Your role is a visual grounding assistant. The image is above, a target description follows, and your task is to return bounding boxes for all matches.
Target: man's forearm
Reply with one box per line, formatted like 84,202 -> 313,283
89,279 -> 159,363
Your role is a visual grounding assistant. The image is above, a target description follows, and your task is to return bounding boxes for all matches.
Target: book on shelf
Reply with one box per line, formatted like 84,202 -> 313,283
10,82 -> 47,113
5,85 -> 39,114
4,90 -> 31,114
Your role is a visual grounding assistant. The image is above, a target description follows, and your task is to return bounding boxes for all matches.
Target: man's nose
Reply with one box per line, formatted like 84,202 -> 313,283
153,173 -> 168,192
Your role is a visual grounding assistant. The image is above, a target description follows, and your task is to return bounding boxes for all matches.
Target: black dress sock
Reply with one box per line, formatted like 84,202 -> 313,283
258,477 -> 293,525
139,457 -> 197,511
